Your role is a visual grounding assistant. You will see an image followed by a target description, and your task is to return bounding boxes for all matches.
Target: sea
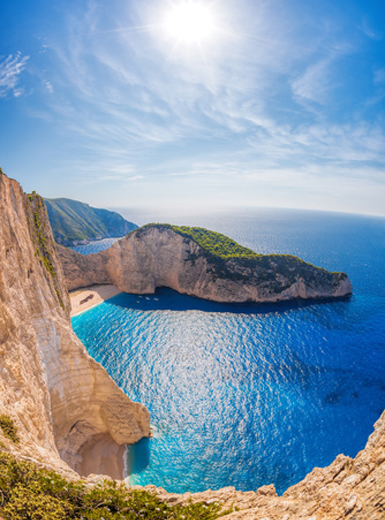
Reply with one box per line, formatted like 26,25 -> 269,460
71,207 -> 385,495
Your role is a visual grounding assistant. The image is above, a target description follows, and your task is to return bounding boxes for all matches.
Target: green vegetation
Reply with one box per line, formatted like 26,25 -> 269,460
27,193 -> 65,310
139,224 -> 261,261
44,198 -> 137,246
0,450 -> 225,520
0,416 -> 19,444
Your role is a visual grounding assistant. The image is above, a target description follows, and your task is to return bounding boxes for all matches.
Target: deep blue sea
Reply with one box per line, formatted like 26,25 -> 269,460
71,208 -> 385,495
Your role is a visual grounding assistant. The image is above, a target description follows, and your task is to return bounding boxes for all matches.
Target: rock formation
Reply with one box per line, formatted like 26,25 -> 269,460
57,224 -> 352,302
0,173 -> 150,479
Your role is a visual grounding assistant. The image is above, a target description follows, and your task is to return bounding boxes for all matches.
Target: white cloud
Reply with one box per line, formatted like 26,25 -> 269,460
34,0 -> 385,216
0,52 -> 29,98
291,59 -> 332,105
45,81 -> 54,93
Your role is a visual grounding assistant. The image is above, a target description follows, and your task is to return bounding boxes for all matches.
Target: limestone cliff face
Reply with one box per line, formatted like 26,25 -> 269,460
0,173 -> 150,477
58,225 -> 352,302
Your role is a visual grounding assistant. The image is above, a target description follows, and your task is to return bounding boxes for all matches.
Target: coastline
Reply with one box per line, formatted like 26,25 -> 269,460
70,284 -> 128,480
70,284 -> 123,316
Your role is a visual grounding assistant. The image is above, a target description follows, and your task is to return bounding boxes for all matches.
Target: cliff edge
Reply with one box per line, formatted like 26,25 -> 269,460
57,223 -> 352,302
0,173 -> 150,478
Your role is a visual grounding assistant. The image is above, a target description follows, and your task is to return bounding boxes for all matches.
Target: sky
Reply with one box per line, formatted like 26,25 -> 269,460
1,0 -> 384,216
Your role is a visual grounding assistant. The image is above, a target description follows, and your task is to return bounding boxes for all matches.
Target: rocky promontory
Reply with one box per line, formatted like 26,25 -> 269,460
57,223 -> 352,302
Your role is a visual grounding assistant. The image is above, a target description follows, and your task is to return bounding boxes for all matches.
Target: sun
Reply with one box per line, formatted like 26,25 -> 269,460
162,1 -> 217,45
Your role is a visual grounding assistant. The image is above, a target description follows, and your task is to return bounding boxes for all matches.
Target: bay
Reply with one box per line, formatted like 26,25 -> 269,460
72,208 -> 385,494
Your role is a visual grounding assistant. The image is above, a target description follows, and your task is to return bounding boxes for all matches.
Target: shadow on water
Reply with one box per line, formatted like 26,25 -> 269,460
127,437 -> 151,475
107,287 -> 352,316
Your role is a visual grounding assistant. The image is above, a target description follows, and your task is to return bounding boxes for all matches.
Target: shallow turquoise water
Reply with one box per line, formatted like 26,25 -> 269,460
72,209 -> 385,495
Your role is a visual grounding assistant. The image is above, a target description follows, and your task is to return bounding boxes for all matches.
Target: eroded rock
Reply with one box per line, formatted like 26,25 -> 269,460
0,174 -> 150,477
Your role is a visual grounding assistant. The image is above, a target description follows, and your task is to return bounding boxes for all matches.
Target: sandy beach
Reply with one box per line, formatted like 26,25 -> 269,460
76,433 -> 126,480
70,284 -> 122,316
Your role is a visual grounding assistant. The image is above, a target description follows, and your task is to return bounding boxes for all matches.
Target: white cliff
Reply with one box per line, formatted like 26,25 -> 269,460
0,173 -> 150,479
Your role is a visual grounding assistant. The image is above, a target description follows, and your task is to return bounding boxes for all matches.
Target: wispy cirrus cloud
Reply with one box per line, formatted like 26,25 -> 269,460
291,58 -> 334,106
290,40 -> 353,110
0,52 -> 29,98
360,18 -> 383,41
29,0 -> 385,215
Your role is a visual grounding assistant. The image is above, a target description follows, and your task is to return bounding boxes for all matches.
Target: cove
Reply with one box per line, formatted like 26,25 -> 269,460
72,288 -> 385,495
71,209 -> 385,495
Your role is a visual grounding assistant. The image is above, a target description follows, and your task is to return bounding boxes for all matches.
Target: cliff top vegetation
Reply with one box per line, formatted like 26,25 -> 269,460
139,224 -> 262,260
0,449 -> 227,520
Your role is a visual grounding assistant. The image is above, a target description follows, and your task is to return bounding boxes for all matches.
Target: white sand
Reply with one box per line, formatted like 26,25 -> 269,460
70,284 -> 122,316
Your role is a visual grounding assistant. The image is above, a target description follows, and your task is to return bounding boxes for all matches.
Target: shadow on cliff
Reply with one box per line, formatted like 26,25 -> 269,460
107,287 -> 353,316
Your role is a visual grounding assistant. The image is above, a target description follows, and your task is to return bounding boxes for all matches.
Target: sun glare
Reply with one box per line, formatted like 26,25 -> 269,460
162,1 -> 217,45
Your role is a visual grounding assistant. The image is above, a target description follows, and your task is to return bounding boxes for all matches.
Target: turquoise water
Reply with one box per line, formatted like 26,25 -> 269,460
72,209 -> 385,495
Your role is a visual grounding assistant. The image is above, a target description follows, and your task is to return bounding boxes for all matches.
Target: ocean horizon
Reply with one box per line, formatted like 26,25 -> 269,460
72,207 -> 385,495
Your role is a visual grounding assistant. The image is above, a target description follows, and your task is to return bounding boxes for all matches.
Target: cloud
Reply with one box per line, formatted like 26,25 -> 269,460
363,67 -> 385,108
374,67 -> 385,85
36,0 -> 385,214
291,59 -> 333,105
45,81 -> 54,93
290,42 -> 352,109
360,18 -> 383,41
0,52 -> 29,98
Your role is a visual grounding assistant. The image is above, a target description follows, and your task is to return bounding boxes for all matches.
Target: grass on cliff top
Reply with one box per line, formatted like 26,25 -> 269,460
0,450 -> 227,520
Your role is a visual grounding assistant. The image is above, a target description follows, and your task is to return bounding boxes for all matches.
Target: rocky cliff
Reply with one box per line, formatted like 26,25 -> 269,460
0,173 -> 150,478
57,224 -> 352,302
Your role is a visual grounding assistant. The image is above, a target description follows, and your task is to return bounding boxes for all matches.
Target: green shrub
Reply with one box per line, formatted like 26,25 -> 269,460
3,485 -> 69,520
0,415 -> 19,443
0,451 -> 223,520
139,224 -> 260,261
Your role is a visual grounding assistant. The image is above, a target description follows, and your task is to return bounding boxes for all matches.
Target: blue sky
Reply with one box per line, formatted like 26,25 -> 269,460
1,0 -> 384,215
